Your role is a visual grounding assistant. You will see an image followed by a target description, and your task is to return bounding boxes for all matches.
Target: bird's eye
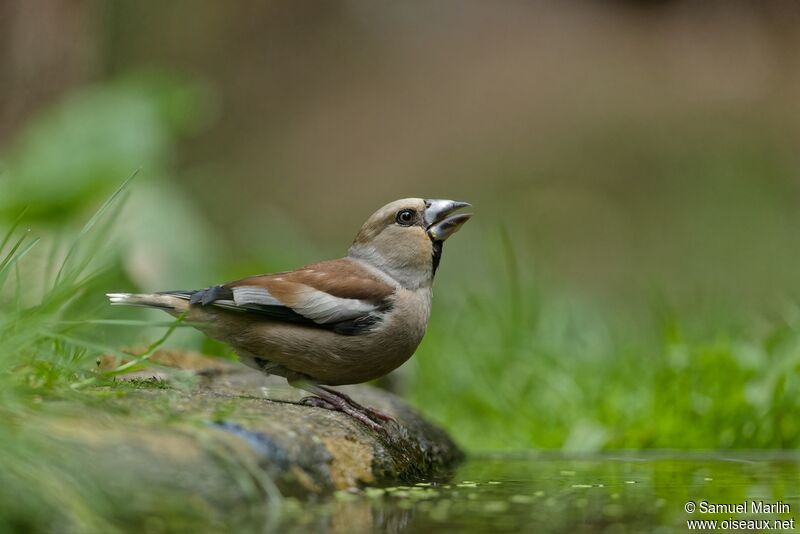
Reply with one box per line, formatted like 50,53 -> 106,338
395,209 -> 415,226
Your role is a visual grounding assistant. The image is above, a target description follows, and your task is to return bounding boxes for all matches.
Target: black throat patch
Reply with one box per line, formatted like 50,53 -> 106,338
432,240 -> 444,276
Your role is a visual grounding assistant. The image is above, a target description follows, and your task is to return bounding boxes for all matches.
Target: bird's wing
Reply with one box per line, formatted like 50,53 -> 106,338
171,259 -> 396,335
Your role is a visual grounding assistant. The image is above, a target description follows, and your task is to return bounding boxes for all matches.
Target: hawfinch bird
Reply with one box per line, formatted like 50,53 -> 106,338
108,198 -> 471,430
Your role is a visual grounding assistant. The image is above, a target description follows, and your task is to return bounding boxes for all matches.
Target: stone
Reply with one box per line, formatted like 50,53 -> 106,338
94,350 -> 463,497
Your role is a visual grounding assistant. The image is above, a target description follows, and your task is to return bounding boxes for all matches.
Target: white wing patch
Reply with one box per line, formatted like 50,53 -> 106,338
232,284 -> 378,324
291,287 -> 377,324
233,286 -> 282,306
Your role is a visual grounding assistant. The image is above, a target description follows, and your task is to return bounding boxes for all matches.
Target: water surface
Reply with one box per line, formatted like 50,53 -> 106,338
276,452 -> 800,533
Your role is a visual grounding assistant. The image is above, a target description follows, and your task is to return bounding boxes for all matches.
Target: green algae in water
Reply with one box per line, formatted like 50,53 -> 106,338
273,453 -> 800,533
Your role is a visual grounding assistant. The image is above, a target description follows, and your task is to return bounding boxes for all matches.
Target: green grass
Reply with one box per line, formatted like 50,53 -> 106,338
121,376 -> 172,389
411,240 -> 800,450
0,180 -> 275,532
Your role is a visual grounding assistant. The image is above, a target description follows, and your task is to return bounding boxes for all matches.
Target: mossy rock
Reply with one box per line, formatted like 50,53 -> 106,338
90,351 -> 463,498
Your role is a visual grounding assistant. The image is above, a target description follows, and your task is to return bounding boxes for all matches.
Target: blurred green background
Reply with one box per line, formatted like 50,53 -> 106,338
3,0 -> 800,451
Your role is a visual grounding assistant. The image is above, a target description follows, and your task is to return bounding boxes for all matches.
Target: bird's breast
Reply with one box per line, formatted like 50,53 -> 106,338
381,286 -> 432,343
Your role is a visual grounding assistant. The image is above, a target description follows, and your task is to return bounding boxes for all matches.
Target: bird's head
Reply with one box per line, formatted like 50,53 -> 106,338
348,198 -> 471,288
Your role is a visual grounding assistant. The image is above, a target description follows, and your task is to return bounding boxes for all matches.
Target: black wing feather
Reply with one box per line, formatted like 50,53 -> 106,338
162,286 -> 385,336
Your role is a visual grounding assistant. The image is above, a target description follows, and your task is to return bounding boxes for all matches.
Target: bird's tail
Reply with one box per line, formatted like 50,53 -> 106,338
106,292 -> 191,312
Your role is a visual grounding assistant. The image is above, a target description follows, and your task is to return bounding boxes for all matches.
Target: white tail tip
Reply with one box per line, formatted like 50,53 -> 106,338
107,292 -> 133,304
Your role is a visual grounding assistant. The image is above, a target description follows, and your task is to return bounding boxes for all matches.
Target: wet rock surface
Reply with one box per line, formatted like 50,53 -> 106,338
94,351 -> 463,496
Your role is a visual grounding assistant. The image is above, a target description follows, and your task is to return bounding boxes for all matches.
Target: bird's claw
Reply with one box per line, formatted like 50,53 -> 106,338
319,387 -> 397,424
298,393 -> 393,433
364,406 -> 394,423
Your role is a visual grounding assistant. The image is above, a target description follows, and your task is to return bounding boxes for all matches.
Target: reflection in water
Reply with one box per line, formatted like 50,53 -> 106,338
275,453 -> 800,533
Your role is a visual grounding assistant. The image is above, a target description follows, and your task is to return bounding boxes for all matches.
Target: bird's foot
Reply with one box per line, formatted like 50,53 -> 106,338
298,392 -> 392,433
318,386 -> 396,424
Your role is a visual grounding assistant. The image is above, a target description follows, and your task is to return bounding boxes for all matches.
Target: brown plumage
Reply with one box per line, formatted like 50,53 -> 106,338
108,198 -> 471,430
228,259 -> 395,305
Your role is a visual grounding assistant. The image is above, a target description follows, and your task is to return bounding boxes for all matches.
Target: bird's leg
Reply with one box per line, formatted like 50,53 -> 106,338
290,380 -> 390,432
317,386 -> 395,423
297,395 -> 337,411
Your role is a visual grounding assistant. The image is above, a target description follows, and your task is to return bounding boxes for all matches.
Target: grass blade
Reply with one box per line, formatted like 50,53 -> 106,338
0,207 -> 29,253
54,171 -> 138,286
0,236 -> 40,291
57,319 -> 199,327
68,313 -> 186,388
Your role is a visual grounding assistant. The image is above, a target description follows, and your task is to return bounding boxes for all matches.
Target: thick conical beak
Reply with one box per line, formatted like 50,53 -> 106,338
424,199 -> 472,241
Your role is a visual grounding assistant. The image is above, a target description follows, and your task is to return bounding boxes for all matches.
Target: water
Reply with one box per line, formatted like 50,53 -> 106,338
276,452 -> 800,533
